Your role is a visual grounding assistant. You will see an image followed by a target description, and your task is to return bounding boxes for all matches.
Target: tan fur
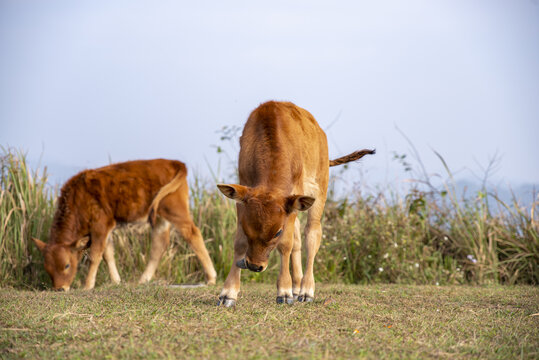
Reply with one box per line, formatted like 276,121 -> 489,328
217,101 -> 374,305
33,159 -> 216,290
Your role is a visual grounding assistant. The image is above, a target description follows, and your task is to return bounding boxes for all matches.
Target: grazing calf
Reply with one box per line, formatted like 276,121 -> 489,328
33,159 -> 217,291
217,101 -> 374,306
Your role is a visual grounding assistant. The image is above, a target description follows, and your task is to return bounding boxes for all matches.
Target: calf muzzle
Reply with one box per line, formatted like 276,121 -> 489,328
236,258 -> 264,272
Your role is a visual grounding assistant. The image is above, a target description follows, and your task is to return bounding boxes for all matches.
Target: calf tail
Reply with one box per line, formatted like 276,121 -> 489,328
329,149 -> 376,167
148,165 -> 187,226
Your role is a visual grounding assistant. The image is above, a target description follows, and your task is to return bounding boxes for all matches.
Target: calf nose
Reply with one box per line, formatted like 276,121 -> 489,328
237,258 -> 265,272
246,260 -> 264,272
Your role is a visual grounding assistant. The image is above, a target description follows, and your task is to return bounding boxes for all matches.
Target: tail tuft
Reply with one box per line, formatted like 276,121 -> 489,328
148,208 -> 157,227
329,149 -> 375,167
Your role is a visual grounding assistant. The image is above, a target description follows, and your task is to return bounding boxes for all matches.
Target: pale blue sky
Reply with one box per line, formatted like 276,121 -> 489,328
1,1 -> 538,190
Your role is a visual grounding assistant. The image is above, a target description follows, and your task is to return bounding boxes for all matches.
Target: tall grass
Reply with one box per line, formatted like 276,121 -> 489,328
0,147 -> 537,289
0,148 -> 55,288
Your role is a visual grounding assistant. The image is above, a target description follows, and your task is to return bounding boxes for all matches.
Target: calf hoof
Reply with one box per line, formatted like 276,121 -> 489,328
297,295 -> 314,303
217,296 -> 236,307
276,295 -> 295,305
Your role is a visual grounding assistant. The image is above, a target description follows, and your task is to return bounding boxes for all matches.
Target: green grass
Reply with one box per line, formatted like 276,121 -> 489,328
1,147 -> 538,289
0,148 -> 55,287
1,284 -> 537,359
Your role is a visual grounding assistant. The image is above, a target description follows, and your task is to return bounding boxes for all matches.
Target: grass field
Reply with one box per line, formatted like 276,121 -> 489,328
1,148 -> 538,359
1,283 -> 537,359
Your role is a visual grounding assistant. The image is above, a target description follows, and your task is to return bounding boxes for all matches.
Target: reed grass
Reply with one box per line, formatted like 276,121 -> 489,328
0,148 -> 55,288
0,147 -> 537,289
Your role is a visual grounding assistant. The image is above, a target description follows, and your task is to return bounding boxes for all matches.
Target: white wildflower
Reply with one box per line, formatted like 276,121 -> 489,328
414,263 -> 419,268
378,267 -> 384,272
467,255 -> 477,264
435,282 -> 439,286
383,253 -> 389,259
394,243 -> 398,248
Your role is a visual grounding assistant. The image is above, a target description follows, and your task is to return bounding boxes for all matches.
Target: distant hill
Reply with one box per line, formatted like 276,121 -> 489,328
454,179 -> 537,208
32,160 -> 538,210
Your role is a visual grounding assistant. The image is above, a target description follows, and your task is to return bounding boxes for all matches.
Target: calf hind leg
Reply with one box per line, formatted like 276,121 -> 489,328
139,217 -> 171,284
173,219 -> 217,285
103,236 -> 121,284
158,184 -> 217,285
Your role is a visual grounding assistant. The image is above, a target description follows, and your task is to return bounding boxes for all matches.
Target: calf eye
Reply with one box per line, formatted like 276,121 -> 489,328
64,264 -> 70,270
274,229 -> 283,238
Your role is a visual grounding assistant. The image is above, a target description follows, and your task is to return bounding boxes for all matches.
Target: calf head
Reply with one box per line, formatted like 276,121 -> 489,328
218,184 -> 314,272
32,237 -> 89,291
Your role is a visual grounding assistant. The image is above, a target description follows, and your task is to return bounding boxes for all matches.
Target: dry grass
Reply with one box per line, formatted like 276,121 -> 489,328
1,283 -> 537,359
1,147 -> 538,289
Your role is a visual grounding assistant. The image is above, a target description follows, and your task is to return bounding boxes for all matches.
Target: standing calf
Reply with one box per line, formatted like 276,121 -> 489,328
217,101 -> 374,306
33,159 -> 217,291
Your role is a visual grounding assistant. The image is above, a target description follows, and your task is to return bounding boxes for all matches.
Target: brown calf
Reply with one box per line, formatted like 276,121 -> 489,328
33,159 -> 217,291
217,101 -> 374,306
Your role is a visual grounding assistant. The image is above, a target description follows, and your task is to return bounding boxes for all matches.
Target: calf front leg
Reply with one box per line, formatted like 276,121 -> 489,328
298,213 -> 323,302
218,227 -> 247,307
276,216 -> 296,304
290,217 -> 303,300
84,227 -> 113,290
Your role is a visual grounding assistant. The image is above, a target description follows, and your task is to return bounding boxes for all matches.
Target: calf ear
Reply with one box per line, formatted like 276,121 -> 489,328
73,236 -> 90,251
32,238 -> 47,252
217,184 -> 249,202
286,195 -> 315,213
